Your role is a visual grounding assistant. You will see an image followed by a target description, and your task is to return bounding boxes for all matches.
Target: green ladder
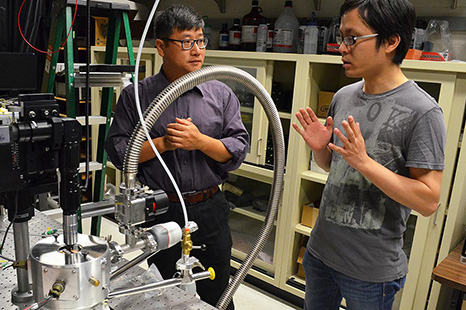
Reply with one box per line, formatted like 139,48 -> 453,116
41,0 -> 135,236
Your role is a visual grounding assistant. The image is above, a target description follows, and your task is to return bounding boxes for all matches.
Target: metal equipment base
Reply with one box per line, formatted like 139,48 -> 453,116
0,211 -> 216,310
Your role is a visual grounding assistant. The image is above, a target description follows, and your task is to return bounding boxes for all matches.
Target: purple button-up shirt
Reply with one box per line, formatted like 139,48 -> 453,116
105,70 -> 249,192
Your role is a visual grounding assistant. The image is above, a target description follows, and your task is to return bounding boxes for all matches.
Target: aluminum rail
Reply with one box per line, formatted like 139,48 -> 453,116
108,270 -> 211,299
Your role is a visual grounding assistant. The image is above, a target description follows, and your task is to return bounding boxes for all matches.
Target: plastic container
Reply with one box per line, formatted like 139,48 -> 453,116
303,22 -> 319,54
219,23 -> 229,50
297,18 -> 308,54
273,1 -> 299,53
256,24 -> 268,52
229,19 -> 242,51
242,0 -> 266,51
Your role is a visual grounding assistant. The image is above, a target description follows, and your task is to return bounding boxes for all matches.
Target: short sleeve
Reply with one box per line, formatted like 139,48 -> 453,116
405,107 -> 446,170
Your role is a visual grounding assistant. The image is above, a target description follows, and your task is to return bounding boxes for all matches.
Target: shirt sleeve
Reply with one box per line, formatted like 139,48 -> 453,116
104,87 -> 138,170
405,106 -> 446,170
216,85 -> 250,172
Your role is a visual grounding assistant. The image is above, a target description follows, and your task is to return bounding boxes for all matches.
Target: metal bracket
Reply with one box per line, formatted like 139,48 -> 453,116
451,0 -> 458,9
313,0 -> 321,11
214,0 -> 226,13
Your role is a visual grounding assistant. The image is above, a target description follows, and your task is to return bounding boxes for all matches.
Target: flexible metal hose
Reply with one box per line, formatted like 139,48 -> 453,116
122,65 -> 285,309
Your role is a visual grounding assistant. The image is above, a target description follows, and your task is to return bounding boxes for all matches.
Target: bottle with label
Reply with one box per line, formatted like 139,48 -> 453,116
256,24 -> 268,52
325,16 -> 341,54
229,19 -> 242,51
273,1 -> 299,53
203,16 -> 213,49
242,0 -> 266,51
297,18 -> 308,54
317,26 -> 329,54
303,21 -> 319,54
219,23 -> 229,50
266,21 -> 274,52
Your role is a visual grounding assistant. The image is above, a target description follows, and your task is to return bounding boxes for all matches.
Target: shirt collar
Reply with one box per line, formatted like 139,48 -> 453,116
156,66 -> 204,97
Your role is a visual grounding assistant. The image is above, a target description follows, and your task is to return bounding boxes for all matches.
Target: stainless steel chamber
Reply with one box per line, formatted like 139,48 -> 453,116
29,234 -> 110,309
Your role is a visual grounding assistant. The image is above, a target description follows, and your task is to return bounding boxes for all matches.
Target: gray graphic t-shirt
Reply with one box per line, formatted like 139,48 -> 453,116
308,80 -> 446,282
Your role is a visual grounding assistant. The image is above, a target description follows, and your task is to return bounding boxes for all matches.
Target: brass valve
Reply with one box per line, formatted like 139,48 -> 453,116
181,227 -> 193,256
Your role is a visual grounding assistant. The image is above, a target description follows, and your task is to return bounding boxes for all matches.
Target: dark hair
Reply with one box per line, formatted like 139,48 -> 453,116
340,0 -> 415,64
154,4 -> 204,40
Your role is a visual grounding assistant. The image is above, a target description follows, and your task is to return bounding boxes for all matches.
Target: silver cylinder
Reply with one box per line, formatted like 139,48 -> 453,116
30,234 -> 110,309
63,214 -> 78,246
12,221 -> 33,304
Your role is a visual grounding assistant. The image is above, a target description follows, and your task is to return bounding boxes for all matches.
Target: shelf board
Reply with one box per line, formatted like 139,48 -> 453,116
295,223 -> 312,236
289,274 -> 306,286
232,205 -> 266,222
233,163 -> 275,184
301,170 -> 328,184
240,106 -> 254,114
231,248 -> 274,273
278,111 -> 292,119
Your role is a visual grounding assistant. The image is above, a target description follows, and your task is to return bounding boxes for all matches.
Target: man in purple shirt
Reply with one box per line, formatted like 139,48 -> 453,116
105,5 -> 249,309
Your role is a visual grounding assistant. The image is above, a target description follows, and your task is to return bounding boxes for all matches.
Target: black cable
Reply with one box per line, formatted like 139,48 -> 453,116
0,192 -> 18,255
81,0 -> 91,193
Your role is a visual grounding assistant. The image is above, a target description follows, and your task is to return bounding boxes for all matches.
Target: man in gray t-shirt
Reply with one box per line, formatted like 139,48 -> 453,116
292,1 -> 446,309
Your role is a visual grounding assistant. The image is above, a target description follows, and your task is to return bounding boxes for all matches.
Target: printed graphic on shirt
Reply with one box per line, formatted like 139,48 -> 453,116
322,98 -> 415,231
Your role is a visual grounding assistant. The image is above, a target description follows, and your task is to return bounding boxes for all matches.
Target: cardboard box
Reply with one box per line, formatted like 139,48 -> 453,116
301,203 -> 314,227
317,91 -> 334,118
419,51 -> 452,61
405,48 -> 422,60
94,16 -> 108,46
297,246 -> 306,279
301,202 -> 319,228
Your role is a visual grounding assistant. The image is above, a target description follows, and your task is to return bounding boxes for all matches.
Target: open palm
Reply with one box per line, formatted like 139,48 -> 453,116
292,107 -> 333,151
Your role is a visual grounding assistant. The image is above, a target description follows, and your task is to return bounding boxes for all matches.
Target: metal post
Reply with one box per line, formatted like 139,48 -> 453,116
11,222 -> 33,304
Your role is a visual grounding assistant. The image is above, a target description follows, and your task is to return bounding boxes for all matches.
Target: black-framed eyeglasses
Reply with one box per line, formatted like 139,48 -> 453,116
337,33 -> 378,46
163,37 -> 208,50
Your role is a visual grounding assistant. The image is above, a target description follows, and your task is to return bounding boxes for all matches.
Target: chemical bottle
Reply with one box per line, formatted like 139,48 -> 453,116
219,23 -> 229,50
303,21 -> 319,54
297,18 -> 308,54
325,16 -> 341,54
256,24 -> 268,52
266,21 -> 274,52
229,19 -> 242,51
242,0 -> 266,51
317,25 -> 329,54
203,16 -> 213,49
273,1 -> 299,53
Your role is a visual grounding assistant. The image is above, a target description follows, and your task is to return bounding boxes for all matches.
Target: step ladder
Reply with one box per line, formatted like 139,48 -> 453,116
41,0 -> 136,236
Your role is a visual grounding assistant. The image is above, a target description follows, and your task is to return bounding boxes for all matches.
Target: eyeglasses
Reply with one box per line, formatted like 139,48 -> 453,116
337,33 -> 378,46
163,37 -> 208,50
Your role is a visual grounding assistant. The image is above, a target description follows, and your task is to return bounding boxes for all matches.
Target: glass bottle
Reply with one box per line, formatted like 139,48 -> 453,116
242,0 -> 266,51
229,19 -> 242,51
203,16 -> 212,49
219,23 -> 229,50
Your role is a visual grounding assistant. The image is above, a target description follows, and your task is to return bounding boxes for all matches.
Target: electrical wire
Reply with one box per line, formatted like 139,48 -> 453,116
17,0 -> 78,54
0,193 -> 18,255
0,253 -> 15,262
133,0 -> 189,227
23,295 -> 53,310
